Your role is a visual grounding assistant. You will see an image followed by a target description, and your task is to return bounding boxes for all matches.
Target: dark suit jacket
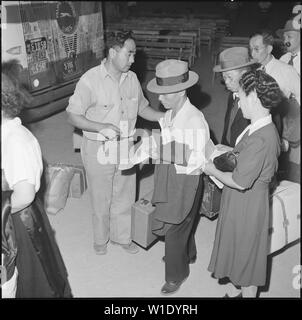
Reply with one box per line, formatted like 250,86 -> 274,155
221,93 -> 250,147
151,164 -> 200,236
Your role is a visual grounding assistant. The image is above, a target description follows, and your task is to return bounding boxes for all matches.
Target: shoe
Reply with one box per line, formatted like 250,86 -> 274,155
223,292 -> 242,298
162,256 -> 196,264
111,241 -> 139,254
161,278 -> 187,295
121,242 -> 139,254
94,243 -> 107,255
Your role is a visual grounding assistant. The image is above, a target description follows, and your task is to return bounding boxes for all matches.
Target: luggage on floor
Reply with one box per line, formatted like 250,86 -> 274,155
131,190 -> 158,248
199,175 -> 222,219
43,163 -> 87,215
43,164 -> 75,215
268,180 -> 300,254
68,165 -> 87,198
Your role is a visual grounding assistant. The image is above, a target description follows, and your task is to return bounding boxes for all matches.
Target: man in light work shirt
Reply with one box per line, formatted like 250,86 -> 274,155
66,31 -> 164,255
249,31 -> 300,105
277,19 -> 300,76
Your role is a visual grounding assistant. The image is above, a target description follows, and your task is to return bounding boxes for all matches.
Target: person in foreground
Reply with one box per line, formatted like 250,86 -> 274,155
1,60 -> 72,298
204,70 -> 281,298
66,31 -> 164,255
146,59 -> 210,295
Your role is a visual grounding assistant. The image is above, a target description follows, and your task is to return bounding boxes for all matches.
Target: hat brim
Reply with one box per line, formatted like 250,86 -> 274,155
147,71 -> 199,94
276,27 -> 300,38
213,60 -> 257,73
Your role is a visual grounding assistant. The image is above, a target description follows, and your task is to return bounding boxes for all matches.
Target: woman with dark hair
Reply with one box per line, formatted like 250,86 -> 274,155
204,70 -> 282,298
1,60 -> 72,298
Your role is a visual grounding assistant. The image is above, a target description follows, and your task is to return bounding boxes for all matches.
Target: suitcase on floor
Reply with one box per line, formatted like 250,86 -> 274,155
268,180 -> 300,254
131,190 -> 158,248
199,175 -> 222,219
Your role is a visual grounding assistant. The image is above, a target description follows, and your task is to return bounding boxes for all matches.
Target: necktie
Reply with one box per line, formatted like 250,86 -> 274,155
226,97 -> 239,145
288,54 -> 297,66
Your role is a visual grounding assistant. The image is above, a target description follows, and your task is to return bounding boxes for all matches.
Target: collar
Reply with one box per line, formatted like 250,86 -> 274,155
100,58 -> 130,84
290,51 -> 300,57
164,97 -> 191,128
249,114 -> 272,135
264,55 -> 276,73
1,117 -> 22,141
232,92 -> 241,109
233,92 -> 239,100
235,114 -> 272,145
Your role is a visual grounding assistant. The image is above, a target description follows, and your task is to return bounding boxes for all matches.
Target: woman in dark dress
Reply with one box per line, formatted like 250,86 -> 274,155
1,60 -> 72,298
204,70 -> 282,298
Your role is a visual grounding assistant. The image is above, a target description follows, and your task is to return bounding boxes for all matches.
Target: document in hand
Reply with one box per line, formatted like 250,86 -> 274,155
131,135 -> 158,165
204,140 -> 233,189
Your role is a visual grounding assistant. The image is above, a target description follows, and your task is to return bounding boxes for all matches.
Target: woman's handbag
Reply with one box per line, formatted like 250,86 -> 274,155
213,151 -> 239,172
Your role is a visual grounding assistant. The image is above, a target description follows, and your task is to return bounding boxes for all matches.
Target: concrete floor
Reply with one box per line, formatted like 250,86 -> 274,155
28,47 -> 300,298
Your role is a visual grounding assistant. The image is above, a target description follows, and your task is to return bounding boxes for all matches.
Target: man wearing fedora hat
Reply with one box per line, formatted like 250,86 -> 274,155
277,19 -> 300,75
147,59 -> 210,295
214,47 -> 256,147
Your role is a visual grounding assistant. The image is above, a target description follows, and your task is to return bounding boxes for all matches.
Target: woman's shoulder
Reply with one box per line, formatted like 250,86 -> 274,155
249,123 -> 280,146
253,123 -> 279,138
5,124 -> 40,149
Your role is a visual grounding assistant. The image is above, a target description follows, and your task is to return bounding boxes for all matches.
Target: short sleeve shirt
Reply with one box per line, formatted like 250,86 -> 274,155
1,117 -> 43,192
66,59 -> 149,140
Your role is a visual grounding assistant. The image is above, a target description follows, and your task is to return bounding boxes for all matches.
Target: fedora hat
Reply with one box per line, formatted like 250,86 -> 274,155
213,47 -> 257,73
147,59 -> 199,94
276,19 -> 300,38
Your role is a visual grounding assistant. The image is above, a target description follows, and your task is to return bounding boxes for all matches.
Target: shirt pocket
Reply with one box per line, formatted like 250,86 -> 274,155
85,103 -> 114,122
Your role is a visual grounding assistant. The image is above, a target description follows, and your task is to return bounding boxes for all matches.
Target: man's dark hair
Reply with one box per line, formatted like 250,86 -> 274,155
249,30 -> 275,46
105,30 -> 134,56
239,70 -> 282,109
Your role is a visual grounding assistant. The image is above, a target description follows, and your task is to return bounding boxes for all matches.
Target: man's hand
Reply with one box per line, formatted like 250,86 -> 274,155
98,123 -> 120,140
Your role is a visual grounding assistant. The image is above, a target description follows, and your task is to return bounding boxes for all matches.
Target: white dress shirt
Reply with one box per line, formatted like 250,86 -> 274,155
280,51 -> 300,76
158,98 -> 210,175
264,55 -> 300,105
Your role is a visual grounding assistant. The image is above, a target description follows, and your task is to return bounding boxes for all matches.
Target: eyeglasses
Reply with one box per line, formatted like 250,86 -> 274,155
249,46 -> 266,53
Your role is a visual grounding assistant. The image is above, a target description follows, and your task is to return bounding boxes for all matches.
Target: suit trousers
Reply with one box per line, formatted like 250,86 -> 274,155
81,137 -> 136,246
165,174 -> 203,282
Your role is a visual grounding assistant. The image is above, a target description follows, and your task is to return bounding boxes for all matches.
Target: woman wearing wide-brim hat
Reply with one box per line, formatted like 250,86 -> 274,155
147,59 -> 211,295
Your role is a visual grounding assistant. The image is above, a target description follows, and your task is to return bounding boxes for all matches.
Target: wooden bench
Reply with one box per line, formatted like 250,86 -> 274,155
106,20 -> 199,61
199,22 -> 216,51
133,33 -> 195,70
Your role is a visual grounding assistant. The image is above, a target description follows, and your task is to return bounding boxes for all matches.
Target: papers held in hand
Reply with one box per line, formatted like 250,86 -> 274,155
205,140 -> 233,189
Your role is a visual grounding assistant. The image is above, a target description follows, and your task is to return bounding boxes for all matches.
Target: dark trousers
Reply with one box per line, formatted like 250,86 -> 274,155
165,175 -> 203,282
